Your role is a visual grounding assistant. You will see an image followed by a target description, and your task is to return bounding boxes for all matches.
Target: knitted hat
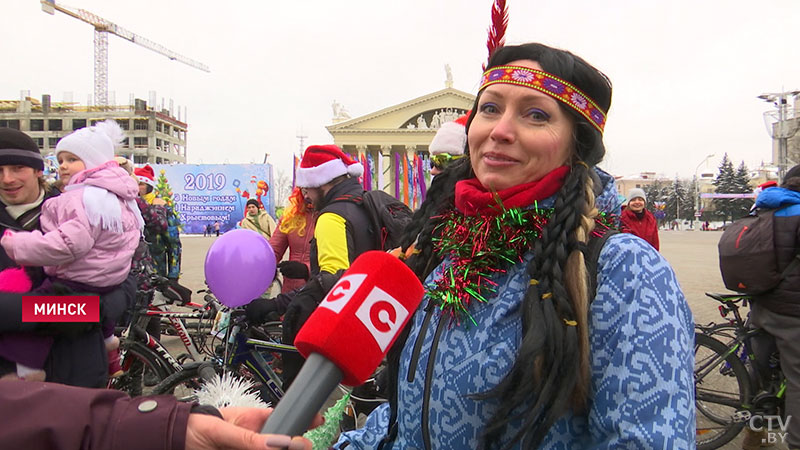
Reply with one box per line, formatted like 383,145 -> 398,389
0,128 -> 44,171
56,119 -> 123,170
627,188 -> 647,204
295,144 -> 363,188
246,198 -> 260,209
134,165 -> 156,187
429,113 -> 470,156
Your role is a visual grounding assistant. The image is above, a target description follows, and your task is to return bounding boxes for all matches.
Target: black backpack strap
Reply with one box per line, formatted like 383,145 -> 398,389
585,229 -> 618,301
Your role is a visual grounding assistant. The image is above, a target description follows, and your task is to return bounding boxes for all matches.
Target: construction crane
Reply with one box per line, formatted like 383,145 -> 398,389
40,0 -> 210,107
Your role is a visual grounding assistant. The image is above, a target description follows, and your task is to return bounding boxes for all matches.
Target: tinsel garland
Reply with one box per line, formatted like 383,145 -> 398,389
304,392 -> 350,450
429,205 -> 615,325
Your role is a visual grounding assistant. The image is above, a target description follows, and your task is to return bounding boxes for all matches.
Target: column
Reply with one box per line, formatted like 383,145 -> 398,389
380,145 -> 394,197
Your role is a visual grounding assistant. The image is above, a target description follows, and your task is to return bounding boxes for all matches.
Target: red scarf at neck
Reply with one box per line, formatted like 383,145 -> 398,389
454,166 -> 569,215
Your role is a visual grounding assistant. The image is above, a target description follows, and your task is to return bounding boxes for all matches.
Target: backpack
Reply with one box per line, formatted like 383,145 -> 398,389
718,208 -> 800,294
336,190 -> 413,251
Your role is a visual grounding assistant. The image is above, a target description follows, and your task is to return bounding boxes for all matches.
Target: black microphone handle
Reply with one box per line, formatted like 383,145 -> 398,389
261,352 -> 343,437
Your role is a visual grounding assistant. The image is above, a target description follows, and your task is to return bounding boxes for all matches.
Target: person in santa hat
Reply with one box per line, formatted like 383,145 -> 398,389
134,164 -> 183,282
134,165 -> 165,206
428,113 -> 469,176
246,144 -> 374,388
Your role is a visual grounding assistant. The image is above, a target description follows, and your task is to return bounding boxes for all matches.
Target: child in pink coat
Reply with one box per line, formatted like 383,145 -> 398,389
0,120 -> 143,381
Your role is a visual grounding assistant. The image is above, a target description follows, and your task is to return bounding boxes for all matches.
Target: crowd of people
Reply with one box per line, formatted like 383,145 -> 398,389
0,123 -> 313,449
13,37 -> 800,450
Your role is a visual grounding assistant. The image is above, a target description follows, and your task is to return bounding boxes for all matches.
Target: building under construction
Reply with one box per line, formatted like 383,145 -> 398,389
0,94 -> 187,164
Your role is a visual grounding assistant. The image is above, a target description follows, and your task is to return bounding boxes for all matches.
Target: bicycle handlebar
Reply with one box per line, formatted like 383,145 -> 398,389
197,362 -> 217,382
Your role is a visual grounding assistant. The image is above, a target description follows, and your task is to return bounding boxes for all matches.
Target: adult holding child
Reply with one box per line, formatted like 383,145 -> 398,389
0,121 -> 141,384
336,42 -> 694,449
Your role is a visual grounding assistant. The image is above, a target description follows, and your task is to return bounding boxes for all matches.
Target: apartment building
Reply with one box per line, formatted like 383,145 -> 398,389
0,94 -> 187,164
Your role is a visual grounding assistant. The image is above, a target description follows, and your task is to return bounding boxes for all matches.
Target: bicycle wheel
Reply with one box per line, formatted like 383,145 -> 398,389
109,341 -> 172,397
153,361 -> 276,405
695,333 -> 752,449
152,362 -> 213,402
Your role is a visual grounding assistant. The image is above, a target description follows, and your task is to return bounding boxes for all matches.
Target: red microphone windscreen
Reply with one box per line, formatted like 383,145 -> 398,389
294,251 -> 425,386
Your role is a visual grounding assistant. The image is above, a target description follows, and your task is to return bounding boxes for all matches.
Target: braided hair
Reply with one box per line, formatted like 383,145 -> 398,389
399,43 -> 612,449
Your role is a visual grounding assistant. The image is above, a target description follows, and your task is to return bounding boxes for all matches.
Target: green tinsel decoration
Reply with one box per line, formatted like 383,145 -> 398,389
303,392 -> 351,450
429,206 -> 615,325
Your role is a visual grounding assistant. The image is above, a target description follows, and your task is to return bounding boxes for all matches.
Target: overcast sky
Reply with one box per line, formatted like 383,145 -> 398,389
3,0 -> 798,180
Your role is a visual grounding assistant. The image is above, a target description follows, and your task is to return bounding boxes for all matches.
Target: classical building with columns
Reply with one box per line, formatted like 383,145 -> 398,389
326,87 -> 475,209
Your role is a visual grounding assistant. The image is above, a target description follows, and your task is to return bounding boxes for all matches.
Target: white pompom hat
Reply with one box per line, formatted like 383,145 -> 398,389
55,119 -> 123,170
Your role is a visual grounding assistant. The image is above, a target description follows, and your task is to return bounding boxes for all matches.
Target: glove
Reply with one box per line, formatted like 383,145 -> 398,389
0,267 -> 33,293
277,261 -> 310,281
282,292 -> 318,343
245,297 -> 280,324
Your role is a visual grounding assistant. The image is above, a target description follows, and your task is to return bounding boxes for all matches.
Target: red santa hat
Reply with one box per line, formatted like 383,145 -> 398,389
429,112 -> 470,156
295,145 -> 363,188
134,165 -> 156,187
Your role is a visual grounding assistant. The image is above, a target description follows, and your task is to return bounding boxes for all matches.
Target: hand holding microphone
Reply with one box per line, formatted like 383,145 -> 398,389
261,251 -> 424,437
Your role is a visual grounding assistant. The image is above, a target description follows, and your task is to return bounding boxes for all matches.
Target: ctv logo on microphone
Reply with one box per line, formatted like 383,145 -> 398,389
319,274 -> 367,314
355,287 -> 409,351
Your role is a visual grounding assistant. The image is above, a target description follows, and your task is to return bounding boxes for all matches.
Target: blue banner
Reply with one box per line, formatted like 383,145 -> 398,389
151,164 -> 274,234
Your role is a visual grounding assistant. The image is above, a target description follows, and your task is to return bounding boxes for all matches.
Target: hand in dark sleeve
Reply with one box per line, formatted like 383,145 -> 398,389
282,291 -> 320,344
245,293 -> 292,324
277,261 -> 310,280
0,379 -> 192,450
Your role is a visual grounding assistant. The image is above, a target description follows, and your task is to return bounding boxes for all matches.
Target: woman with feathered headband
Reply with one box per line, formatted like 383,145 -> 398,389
335,42 -> 694,450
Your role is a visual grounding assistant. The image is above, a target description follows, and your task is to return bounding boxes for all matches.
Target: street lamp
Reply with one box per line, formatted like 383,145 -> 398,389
694,153 -> 715,227
758,91 -> 800,180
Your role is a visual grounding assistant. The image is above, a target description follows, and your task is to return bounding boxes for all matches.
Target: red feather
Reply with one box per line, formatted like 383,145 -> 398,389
484,0 -> 509,70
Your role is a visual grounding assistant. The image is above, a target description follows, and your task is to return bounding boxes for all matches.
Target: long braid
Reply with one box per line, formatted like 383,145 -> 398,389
564,164 -> 597,409
480,163 -> 593,449
384,157 -> 473,420
401,157 -> 471,278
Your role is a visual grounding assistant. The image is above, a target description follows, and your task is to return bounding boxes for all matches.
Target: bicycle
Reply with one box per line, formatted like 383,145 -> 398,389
152,308 -> 387,431
694,292 -> 785,450
152,309 -> 296,404
108,275 -> 219,396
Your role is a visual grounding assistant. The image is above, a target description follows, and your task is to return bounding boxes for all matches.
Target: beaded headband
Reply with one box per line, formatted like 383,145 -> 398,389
479,65 -> 607,133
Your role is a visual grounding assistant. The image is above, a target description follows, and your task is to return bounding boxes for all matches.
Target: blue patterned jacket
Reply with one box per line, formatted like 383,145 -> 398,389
336,170 -> 694,450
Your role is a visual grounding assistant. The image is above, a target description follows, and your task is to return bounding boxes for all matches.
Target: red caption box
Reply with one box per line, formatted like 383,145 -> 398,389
22,296 -> 100,322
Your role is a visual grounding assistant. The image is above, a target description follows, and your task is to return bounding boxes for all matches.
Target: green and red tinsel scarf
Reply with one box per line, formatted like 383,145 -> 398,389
428,204 -> 615,326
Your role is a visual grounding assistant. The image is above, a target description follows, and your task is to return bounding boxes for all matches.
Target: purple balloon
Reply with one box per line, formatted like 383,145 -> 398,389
204,229 -> 276,307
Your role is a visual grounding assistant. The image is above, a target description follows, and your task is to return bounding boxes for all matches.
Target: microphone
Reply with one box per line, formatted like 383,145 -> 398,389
261,250 -> 424,436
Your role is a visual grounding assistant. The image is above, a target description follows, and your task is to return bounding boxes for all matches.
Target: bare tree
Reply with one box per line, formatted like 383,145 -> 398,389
273,169 -> 292,207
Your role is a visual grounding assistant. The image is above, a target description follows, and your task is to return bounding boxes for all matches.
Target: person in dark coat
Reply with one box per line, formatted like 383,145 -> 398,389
246,144 -> 374,389
620,187 -> 660,250
0,128 -> 112,387
745,165 -> 800,449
